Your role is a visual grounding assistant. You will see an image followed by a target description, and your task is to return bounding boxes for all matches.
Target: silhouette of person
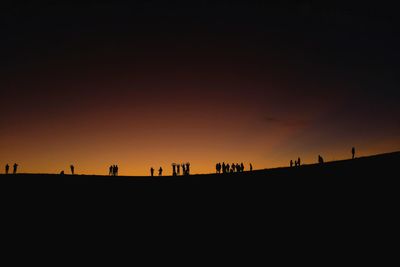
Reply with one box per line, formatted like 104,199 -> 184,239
216,163 -> 219,174
186,162 -> 190,175
352,147 -> 355,159
60,170 -> 65,175
240,163 -> 244,172
13,163 -> 18,174
226,164 -> 230,173
290,160 -> 293,167
115,165 -> 119,176
172,163 -> 177,176
298,157 -> 301,166
150,167 -> 154,177
159,167 -> 163,176
232,163 -> 236,173
222,162 -> 226,174
318,155 -> 324,164
250,163 -> 253,172
177,164 -> 180,175
70,165 -> 75,175
109,165 -> 113,176
182,164 -> 186,175
5,164 -> 9,174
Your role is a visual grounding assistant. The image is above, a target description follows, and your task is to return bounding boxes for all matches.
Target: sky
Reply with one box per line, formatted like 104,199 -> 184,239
1,1 -> 399,175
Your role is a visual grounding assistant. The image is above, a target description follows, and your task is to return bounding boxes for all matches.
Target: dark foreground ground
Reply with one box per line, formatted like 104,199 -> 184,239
1,152 -> 399,260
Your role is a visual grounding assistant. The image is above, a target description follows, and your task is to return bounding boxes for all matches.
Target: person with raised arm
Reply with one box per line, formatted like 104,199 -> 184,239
159,167 -> 163,176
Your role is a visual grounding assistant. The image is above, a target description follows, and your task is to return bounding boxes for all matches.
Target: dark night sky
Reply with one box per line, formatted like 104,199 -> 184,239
1,1 -> 399,175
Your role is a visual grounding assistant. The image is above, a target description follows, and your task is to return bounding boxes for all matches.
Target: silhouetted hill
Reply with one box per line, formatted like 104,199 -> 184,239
2,152 -> 398,254
1,152 -> 398,198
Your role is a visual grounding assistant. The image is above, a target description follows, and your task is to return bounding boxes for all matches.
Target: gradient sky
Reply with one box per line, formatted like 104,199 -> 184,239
1,1 -> 399,175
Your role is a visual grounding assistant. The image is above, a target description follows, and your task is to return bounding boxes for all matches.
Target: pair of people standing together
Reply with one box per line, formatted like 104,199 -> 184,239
5,163 -> 18,174
109,165 -> 119,176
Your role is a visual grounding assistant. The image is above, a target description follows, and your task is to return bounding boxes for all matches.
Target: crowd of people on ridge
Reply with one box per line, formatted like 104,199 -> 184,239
215,162 -> 250,174
2,147 -> 358,175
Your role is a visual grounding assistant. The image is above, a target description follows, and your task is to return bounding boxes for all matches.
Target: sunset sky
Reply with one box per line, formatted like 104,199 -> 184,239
1,1 -> 399,176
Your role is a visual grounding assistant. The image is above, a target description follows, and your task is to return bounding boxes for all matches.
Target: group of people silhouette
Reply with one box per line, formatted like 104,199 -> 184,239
172,162 -> 191,176
60,165 -> 75,175
149,162 -> 191,177
4,163 -> 18,174
290,158 -> 301,167
2,147 -> 358,176
290,147 -> 356,167
109,165 -> 119,176
150,167 -> 164,177
216,162 -> 250,174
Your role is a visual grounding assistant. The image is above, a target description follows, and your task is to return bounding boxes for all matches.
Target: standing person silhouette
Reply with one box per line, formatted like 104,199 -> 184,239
150,167 -> 154,177
352,147 -> 355,159
115,165 -> 119,176
5,164 -> 9,174
250,163 -> 253,172
177,164 -> 180,175
182,165 -> 186,175
13,163 -> 18,174
186,162 -> 190,175
172,163 -> 177,176
159,167 -> 163,176
70,165 -> 75,175
240,163 -> 244,172
290,160 -> 293,167
109,165 -> 113,176
298,157 -> 301,166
